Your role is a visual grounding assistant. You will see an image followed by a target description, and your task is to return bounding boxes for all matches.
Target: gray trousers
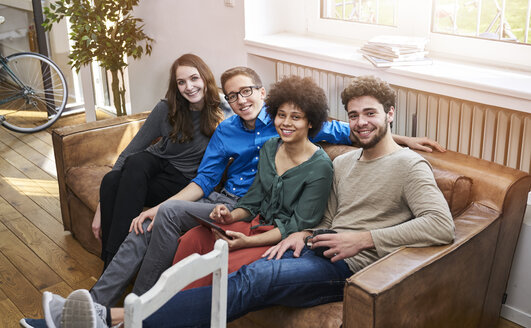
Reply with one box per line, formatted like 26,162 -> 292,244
90,190 -> 238,307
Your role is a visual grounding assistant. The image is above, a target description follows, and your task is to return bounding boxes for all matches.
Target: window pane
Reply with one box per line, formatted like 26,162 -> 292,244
432,0 -> 531,45
322,0 -> 396,26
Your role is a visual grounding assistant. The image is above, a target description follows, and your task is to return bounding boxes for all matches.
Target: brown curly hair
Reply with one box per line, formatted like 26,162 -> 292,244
265,76 -> 328,138
341,75 -> 395,113
165,54 -> 224,143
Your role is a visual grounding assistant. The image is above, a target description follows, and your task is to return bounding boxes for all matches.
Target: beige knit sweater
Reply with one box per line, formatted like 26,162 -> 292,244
313,148 -> 455,273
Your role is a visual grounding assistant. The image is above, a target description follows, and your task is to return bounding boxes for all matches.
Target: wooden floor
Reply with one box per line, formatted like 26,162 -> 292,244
0,111 -> 110,327
0,111 -> 523,328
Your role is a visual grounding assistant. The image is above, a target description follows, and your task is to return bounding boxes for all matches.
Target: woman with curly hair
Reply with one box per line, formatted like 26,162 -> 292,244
93,53 -> 225,267
171,75 -> 334,288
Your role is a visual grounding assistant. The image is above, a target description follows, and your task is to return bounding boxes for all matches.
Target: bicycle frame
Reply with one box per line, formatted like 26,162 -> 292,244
0,55 -> 31,106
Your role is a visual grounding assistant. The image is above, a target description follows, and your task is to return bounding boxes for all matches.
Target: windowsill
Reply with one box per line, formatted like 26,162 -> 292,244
245,33 -> 531,114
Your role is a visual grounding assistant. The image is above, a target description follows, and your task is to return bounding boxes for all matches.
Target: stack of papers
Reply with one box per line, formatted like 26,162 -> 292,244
360,36 -> 432,68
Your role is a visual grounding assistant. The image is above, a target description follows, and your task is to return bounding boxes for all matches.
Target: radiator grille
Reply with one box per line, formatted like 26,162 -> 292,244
276,61 -> 530,173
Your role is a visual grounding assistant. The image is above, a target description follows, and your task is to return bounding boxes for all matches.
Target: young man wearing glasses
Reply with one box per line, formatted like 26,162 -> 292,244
38,67 -> 444,325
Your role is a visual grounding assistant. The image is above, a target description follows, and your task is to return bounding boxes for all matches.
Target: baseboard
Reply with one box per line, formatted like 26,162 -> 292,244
501,304 -> 531,327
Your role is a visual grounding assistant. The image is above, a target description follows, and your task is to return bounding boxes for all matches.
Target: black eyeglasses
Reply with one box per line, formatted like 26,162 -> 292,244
224,86 -> 261,103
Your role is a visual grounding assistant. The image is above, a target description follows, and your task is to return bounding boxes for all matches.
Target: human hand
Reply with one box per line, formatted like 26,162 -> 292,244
209,204 -> 235,224
212,229 -> 248,251
129,205 -> 159,235
91,204 -> 102,241
311,231 -> 374,262
262,231 -> 311,260
404,136 -> 445,153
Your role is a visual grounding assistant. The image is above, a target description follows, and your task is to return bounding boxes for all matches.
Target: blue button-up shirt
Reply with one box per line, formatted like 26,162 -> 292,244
192,106 -> 351,198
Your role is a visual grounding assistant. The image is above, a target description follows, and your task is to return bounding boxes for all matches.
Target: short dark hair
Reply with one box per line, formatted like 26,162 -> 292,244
220,67 -> 263,94
341,75 -> 396,113
265,76 -> 328,138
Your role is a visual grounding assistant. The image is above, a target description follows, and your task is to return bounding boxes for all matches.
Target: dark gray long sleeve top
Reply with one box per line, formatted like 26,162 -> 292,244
112,100 -> 210,180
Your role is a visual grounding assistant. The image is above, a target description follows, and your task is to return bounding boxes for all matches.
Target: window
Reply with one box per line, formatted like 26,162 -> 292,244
322,0 -> 397,26
432,0 -> 531,44
313,0 -> 531,68
321,0 -> 530,44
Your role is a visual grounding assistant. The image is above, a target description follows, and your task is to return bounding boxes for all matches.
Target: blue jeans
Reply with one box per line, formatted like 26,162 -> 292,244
143,248 -> 353,328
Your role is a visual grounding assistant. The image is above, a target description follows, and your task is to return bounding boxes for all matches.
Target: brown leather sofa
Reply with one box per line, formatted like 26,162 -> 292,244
52,112 -> 530,327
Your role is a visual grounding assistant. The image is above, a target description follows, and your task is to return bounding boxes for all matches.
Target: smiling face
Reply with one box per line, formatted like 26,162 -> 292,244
223,74 -> 265,129
176,65 -> 205,104
347,95 -> 394,149
274,102 -> 311,144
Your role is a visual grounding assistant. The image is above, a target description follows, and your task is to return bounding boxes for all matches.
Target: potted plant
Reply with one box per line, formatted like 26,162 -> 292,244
43,0 -> 154,116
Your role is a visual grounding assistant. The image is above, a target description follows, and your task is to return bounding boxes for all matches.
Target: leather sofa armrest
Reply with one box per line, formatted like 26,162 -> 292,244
418,150 -> 531,325
52,112 -> 149,231
52,111 -> 150,169
343,203 -> 501,328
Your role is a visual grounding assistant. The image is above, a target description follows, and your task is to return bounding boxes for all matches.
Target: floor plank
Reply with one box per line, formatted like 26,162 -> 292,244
1,214 -> 91,285
0,252 -> 43,318
3,128 -> 55,161
0,139 -> 60,218
0,221 -> 63,290
0,128 -> 57,178
0,192 -> 102,280
0,298 -> 25,328
0,156 -> 61,221
31,129 -> 53,147
41,281 -> 74,299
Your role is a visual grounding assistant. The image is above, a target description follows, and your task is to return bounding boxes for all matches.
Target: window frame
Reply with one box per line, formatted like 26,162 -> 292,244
309,0 -> 531,70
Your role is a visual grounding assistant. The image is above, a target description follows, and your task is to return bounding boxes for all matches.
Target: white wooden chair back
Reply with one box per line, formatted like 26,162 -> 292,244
124,239 -> 229,328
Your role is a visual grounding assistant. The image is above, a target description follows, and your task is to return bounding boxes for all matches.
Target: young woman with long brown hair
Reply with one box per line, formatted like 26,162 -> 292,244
92,53 -> 225,267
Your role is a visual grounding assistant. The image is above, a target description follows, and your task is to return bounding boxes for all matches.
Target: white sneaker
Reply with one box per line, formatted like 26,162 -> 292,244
43,291 -> 65,328
62,289 -> 106,328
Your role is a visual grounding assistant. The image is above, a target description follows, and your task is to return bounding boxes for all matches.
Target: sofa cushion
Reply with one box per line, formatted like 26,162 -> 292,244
66,165 -> 112,211
432,168 -> 472,217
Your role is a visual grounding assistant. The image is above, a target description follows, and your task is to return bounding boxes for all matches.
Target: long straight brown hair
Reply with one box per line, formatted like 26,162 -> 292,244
165,54 -> 223,143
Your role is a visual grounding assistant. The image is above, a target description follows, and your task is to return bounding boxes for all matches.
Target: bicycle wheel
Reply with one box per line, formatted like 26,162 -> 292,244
0,52 -> 68,133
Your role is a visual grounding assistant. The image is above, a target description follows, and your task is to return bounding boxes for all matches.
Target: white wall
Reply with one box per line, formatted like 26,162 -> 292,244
127,0 -> 309,113
502,199 -> 531,327
128,0 -> 248,113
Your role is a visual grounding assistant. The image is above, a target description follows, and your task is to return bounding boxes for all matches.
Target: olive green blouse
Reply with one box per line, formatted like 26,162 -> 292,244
235,137 -> 333,239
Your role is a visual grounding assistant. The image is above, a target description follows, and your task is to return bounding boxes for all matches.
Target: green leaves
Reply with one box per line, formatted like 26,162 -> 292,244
42,0 -> 154,116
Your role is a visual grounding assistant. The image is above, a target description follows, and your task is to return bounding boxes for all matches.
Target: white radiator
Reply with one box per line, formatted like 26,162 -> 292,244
276,61 -> 531,173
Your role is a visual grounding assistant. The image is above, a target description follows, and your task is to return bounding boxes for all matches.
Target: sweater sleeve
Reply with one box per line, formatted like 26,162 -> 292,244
370,160 -> 455,257
310,157 -> 340,232
112,101 -> 167,170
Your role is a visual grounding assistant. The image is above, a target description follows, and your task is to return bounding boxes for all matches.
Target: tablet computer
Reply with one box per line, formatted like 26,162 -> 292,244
186,211 -> 232,239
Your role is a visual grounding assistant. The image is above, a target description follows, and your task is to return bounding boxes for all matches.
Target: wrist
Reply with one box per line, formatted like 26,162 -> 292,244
362,231 -> 375,250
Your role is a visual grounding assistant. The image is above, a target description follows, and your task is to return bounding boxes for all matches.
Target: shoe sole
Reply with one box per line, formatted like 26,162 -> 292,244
42,291 -> 57,328
19,319 -> 33,328
19,318 -> 48,328
62,289 -> 97,328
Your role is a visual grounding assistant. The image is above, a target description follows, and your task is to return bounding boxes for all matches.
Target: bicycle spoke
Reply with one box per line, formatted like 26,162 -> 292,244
0,52 -> 68,133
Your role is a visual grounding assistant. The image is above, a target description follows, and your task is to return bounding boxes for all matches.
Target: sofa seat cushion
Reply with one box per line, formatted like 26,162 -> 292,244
66,166 -> 111,211
229,302 -> 343,328
432,168 -> 472,217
